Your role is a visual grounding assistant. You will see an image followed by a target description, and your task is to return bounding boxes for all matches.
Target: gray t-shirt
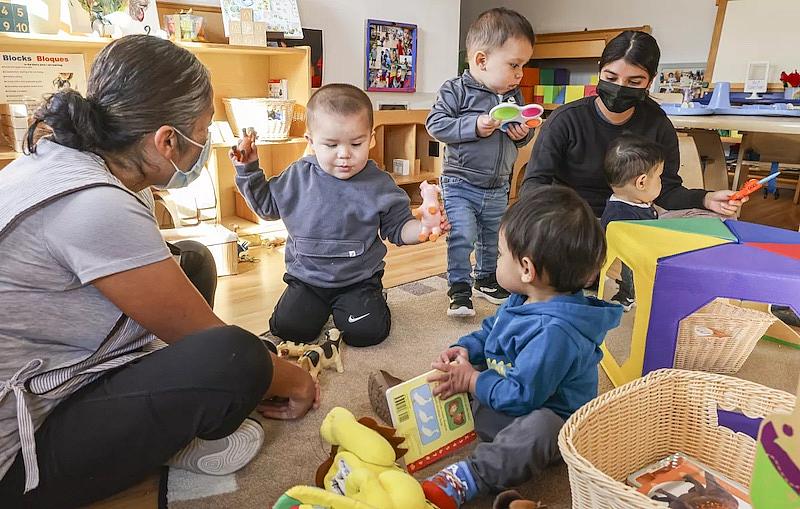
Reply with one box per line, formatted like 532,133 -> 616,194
0,185 -> 170,480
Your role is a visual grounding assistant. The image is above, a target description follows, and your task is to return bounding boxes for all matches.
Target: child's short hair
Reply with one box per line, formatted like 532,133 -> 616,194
465,7 -> 535,56
604,134 -> 664,188
501,186 -> 605,294
306,83 -> 374,132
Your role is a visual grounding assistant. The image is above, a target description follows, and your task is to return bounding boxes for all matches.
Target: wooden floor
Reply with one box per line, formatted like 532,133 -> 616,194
86,194 -> 799,509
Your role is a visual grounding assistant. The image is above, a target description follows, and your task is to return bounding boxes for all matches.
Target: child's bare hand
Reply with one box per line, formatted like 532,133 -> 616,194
476,114 -> 501,138
229,130 -> 258,165
439,205 -> 451,233
506,123 -> 530,141
434,346 -> 468,366
428,359 -> 478,399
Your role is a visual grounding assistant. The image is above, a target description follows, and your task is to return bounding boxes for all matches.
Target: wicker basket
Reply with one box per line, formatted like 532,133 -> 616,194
675,299 -> 778,374
558,369 -> 795,509
223,98 -> 298,141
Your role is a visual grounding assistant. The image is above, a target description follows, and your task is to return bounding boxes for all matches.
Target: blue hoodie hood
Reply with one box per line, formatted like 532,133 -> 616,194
456,291 -> 622,419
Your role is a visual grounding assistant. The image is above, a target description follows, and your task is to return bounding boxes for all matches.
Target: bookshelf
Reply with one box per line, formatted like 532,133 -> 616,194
0,32 -> 311,227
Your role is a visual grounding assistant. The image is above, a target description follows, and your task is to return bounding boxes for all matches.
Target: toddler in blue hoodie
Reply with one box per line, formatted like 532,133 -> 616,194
422,186 -> 623,509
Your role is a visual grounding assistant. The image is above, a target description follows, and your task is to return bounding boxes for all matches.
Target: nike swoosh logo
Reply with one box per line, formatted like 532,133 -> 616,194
348,313 -> 370,323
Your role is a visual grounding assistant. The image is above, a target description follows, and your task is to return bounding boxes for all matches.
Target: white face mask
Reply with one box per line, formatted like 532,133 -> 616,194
157,126 -> 211,189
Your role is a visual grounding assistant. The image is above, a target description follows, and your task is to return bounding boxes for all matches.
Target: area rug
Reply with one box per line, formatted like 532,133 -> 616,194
166,274 -> 800,508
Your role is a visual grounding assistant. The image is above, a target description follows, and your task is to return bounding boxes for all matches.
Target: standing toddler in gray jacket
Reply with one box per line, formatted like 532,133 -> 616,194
426,8 -> 536,317
234,84 -> 445,347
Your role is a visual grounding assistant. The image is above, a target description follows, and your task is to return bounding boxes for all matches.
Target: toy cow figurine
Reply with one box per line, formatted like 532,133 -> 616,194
297,328 -> 344,380
412,180 -> 442,242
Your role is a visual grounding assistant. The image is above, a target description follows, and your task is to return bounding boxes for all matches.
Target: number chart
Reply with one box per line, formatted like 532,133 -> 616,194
0,3 -> 29,33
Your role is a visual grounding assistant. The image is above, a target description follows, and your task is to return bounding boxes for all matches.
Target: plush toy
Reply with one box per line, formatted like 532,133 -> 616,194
412,181 -> 443,242
318,407 -> 435,508
297,328 -> 344,380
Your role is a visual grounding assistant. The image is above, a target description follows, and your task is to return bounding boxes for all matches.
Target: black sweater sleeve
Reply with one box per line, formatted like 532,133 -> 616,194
520,110 -> 566,194
653,121 -> 708,210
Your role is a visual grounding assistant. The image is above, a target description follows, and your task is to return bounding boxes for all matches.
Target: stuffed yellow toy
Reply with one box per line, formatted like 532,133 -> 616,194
272,407 -> 438,509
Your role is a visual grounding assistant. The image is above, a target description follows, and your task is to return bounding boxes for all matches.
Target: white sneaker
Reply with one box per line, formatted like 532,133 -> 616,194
167,417 -> 264,475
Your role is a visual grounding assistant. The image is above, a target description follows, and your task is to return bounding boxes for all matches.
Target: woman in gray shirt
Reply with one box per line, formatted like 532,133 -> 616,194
0,35 -> 317,507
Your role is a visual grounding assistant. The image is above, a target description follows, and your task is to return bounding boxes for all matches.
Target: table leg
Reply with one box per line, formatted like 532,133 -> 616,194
733,132 -> 752,191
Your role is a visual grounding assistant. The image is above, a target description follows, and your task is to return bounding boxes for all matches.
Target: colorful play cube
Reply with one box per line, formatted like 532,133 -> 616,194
598,218 -> 800,387
521,68 -> 539,87
553,86 -> 566,104
565,85 -> 584,103
554,68 -> 570,86
520,86 -> 534,104
539,68 -> 555,85
541,85 -> 563,104
584,84 -> 597,97
589,74 -> 599,85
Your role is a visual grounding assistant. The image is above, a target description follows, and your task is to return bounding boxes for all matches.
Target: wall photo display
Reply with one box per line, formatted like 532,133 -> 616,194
365,19 -> 417,93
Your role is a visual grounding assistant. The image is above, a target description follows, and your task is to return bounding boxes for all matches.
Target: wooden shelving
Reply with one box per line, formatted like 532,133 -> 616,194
370,110 -> 442,198
0,32 -> 313,221
532,25 -> 651,60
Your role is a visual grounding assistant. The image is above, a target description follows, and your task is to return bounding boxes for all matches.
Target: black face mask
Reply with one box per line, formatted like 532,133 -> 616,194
596,79 -> 649,113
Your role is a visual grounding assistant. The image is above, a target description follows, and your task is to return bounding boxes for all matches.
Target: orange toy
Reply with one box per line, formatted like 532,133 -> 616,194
731,172 -> 781,201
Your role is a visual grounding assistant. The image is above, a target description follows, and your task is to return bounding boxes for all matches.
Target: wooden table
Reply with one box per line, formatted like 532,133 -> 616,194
669,115 -> 800,193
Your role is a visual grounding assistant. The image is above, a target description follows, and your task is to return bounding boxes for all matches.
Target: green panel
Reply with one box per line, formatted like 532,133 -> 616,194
624,218 -> 738,242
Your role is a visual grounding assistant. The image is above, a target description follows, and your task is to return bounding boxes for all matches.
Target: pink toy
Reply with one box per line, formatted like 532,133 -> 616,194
413,180 -> 442,242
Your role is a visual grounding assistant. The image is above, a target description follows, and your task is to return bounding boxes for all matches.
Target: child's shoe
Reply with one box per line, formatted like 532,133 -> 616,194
448,283 -> 475,317
473,275 -> 510,305
422,461 -> 479,509
167,417 -> 263,475
609,291 -> 634,312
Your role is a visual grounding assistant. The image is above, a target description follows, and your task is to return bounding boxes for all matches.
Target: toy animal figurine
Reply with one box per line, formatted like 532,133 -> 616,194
653,473 -> 739,509
297,328 -> 344,380
276,340 -> 314,358
493,490 -> 546,509
412,181 -> 442,242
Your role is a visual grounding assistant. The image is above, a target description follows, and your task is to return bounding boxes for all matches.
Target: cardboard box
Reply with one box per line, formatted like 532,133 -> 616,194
565,85 -> 585,103
160,223 -> 239,276
521,67 -> 539,87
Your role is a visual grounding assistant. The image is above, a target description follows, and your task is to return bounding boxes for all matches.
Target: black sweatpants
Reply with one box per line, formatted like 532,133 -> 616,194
0,326 -> 272,508
0,242 -> 269,508
269,271 -> 391,347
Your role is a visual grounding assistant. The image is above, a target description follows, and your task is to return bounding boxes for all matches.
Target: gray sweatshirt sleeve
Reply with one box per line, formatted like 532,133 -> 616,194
426,80 -> 481,145
378,175 -> 415,246
234,160 -> 281,220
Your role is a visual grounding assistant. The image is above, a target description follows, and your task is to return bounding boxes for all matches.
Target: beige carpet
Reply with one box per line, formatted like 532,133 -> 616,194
172,275 -> 799,509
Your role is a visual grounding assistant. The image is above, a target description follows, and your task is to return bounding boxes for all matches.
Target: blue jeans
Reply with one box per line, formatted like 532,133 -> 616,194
440,175 -> 509,286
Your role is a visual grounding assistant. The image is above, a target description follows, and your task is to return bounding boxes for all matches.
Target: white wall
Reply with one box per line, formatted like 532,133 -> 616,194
298,0 -> 461,108
460,0 -> 718,65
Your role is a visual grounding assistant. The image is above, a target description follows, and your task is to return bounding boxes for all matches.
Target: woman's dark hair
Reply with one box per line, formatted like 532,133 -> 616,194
26,35 -> 212,164
599,30 -> 660,80
501,186 -> 606,293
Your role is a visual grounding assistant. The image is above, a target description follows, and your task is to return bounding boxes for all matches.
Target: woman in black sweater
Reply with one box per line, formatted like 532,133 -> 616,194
521,31 -> 744,218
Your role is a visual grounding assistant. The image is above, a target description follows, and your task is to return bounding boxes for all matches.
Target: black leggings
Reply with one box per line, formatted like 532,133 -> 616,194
173,239 -> 217,307
0,245 -> 271,508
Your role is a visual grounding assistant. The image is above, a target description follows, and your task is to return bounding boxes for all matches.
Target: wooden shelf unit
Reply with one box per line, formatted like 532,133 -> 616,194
532,26 -> 651,60
370,109 -> 442,202
0,32 -> 311,225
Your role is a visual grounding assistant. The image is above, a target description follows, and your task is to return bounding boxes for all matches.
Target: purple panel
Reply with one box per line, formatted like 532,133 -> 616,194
717,409 -> 762,439
725,220 -> 800,244
643,244 -> 800,373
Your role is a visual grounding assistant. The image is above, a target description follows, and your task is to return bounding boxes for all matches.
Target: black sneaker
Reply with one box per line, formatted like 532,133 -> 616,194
473,276 -> 510,305
610,292 -> 634,312
447,283 -> 475,317
258,330 -> 279,354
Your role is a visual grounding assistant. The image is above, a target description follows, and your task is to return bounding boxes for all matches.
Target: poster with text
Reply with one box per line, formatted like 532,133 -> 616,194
0,52 -> 87,105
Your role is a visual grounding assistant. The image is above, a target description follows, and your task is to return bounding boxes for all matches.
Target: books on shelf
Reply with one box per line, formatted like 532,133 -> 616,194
385,369 -> 477,473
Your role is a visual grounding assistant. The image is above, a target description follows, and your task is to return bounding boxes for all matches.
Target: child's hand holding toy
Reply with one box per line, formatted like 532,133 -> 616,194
428,356 -> 478,400
229,127 -> 258,165
476,114 -> 502,138
413,181 -> 450,242
505,123 -> 530,141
